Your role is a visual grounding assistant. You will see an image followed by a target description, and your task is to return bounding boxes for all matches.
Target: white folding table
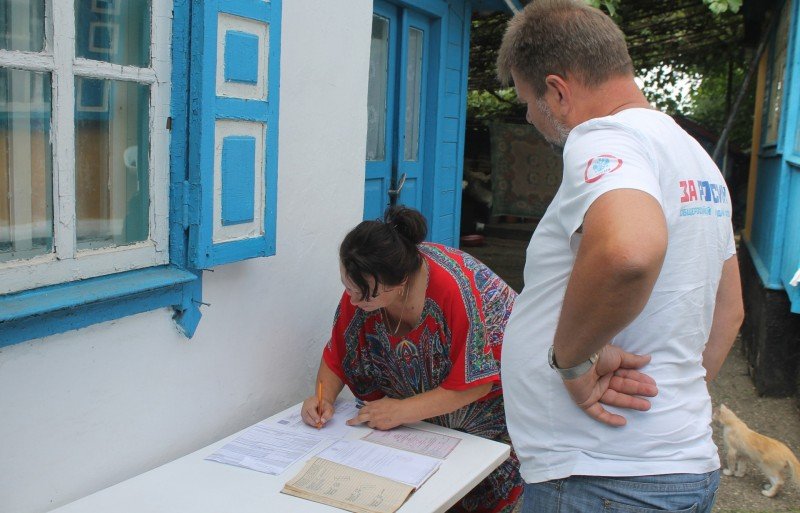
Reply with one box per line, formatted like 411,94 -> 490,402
50,402 -> 510,513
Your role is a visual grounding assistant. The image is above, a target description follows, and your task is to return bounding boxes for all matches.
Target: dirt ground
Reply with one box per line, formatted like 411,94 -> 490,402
463,235 -> 800,512
710,342 -> 800,512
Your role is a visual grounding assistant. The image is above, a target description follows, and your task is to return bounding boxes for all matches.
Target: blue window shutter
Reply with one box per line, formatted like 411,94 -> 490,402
188,0 -> 281,268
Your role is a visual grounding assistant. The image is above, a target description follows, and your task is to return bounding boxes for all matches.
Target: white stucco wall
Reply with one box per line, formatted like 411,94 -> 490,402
0,2 -> 372,512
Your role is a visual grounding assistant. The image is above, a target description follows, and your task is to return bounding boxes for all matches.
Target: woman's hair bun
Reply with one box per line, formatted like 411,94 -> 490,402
384,205 -> 427,245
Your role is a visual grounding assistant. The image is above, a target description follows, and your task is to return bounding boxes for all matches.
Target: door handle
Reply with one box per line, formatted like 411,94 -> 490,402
388,173 -> 407,198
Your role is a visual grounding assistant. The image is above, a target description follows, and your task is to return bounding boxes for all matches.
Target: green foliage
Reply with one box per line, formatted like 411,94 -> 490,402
638,65 -> 702,114
468,12 -> 510,97
703,0 -> 743,14
467,0 -> 752,148
688,63 -> 755,150
584,0 -> 620,16
634,59 -> 754,150
466,89 -> 524,124
585,0 -> 742,16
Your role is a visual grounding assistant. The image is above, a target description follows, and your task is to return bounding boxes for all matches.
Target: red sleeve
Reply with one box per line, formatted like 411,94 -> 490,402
431,253 -> 501,392
321,293 -> 352,386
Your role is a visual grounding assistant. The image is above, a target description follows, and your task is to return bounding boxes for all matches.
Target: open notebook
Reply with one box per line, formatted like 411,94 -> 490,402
282,428 -> 460,513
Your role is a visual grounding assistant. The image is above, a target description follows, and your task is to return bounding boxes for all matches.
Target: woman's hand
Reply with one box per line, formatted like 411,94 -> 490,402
346,397 -> 407,430
301,395 -> 336,428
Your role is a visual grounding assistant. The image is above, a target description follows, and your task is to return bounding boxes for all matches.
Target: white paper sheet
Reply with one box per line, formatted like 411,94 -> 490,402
362,425 -> 460,459
317,439 -> 441,488
267,398 -> 361,439
205,399 -> 363,475
205,423 -> 327,475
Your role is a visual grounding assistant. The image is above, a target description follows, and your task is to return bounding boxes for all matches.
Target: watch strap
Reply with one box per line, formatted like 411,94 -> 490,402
548,345 -> 599,380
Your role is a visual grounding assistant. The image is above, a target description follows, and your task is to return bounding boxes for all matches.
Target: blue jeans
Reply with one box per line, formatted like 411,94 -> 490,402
521,470 -> 720,513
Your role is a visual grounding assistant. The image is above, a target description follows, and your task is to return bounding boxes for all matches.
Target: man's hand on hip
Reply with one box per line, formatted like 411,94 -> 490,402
562,345 -> 658,427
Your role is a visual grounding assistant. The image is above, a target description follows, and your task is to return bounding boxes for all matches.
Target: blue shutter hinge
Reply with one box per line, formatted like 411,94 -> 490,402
182,180 -> 201,229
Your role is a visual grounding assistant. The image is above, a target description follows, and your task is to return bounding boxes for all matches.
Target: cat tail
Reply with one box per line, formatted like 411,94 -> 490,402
789,451 -> 800,488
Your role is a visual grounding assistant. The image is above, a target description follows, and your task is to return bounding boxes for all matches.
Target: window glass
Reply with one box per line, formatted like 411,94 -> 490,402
0,0 -> 45,52
764,0 -> 791,146
366,15 -> 389,162
75,78 -> 149,250
75,0 -> 150,67
403,27 -> 423,162
0,68 -> 53,263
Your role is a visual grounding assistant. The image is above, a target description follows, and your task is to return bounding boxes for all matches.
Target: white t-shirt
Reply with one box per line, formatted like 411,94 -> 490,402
502,108 -> 736,483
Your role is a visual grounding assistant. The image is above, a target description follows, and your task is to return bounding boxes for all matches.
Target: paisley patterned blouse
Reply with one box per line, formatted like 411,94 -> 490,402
323,243 -> 522,513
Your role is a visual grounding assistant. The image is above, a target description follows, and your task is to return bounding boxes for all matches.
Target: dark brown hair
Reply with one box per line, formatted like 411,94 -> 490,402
339,206 -> 427,301
497,0 -> 633,96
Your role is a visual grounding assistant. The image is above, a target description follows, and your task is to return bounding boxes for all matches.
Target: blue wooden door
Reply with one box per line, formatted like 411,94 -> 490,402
365,1 -> 431,220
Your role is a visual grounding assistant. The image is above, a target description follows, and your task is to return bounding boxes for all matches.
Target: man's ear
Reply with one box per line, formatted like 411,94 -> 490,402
544,74 -> 571,116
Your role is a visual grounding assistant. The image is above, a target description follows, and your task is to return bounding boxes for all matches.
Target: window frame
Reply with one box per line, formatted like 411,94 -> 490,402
1,0 -> 204,348
786,0 -> 800,164
761,0 -> 793,152
0,0 -> 282,348
0,0 -> 171,295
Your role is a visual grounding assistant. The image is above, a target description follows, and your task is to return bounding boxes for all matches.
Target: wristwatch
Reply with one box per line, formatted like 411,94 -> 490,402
548,345 -> 599,380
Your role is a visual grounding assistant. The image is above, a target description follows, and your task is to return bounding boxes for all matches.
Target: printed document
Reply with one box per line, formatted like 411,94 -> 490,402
205,423 -> 326,475
362,425 -> 460,459
267,398 -> 360,439
282,457 -> 414,513
205,398 -> 362,475
317,439 -> 440,488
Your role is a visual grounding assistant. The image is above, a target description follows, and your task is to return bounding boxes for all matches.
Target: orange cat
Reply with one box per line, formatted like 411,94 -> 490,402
715,404 -> 800,497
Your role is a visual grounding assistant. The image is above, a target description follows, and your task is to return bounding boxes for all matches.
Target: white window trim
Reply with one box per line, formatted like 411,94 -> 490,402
0,0 -> 172,295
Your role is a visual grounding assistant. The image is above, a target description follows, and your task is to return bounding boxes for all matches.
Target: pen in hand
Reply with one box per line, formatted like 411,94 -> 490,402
316,380 -> 323,429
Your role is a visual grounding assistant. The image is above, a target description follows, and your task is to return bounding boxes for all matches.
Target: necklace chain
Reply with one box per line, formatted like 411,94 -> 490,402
384,280 -> 410,335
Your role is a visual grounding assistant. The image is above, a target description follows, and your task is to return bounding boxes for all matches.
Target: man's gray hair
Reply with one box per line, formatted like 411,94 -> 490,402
497,0 -> 633,96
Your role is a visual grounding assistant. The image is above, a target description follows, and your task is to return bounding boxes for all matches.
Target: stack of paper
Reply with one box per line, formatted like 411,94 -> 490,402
317,439 -> 441,488
206,400 -> 462,513
205,399 -> 361,475
205,423 -> 327,475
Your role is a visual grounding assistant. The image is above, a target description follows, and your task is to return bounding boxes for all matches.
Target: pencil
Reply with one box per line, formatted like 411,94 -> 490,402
316,380 -> 323,429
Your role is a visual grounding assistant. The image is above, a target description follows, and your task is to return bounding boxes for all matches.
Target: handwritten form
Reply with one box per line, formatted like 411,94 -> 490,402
205,399 -> 361,475
362,426 -> 461,459
205,424 -> 326,475
282,457 -> 414,513
269,399 -> 361,439
317,439 -> 441,488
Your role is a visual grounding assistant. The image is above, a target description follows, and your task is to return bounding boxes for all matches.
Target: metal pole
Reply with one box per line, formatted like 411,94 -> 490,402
503,0 -> 520,14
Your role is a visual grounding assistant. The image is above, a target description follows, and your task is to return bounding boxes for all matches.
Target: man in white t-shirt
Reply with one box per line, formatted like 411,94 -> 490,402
496,1 -> 745,512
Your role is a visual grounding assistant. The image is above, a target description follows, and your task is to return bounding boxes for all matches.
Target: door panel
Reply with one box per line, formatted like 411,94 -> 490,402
364,1 -> 397,220
396,11 -> 429,210
363,0 -> 467,247
363,178 -> 386,222
365,1 -> 430,218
